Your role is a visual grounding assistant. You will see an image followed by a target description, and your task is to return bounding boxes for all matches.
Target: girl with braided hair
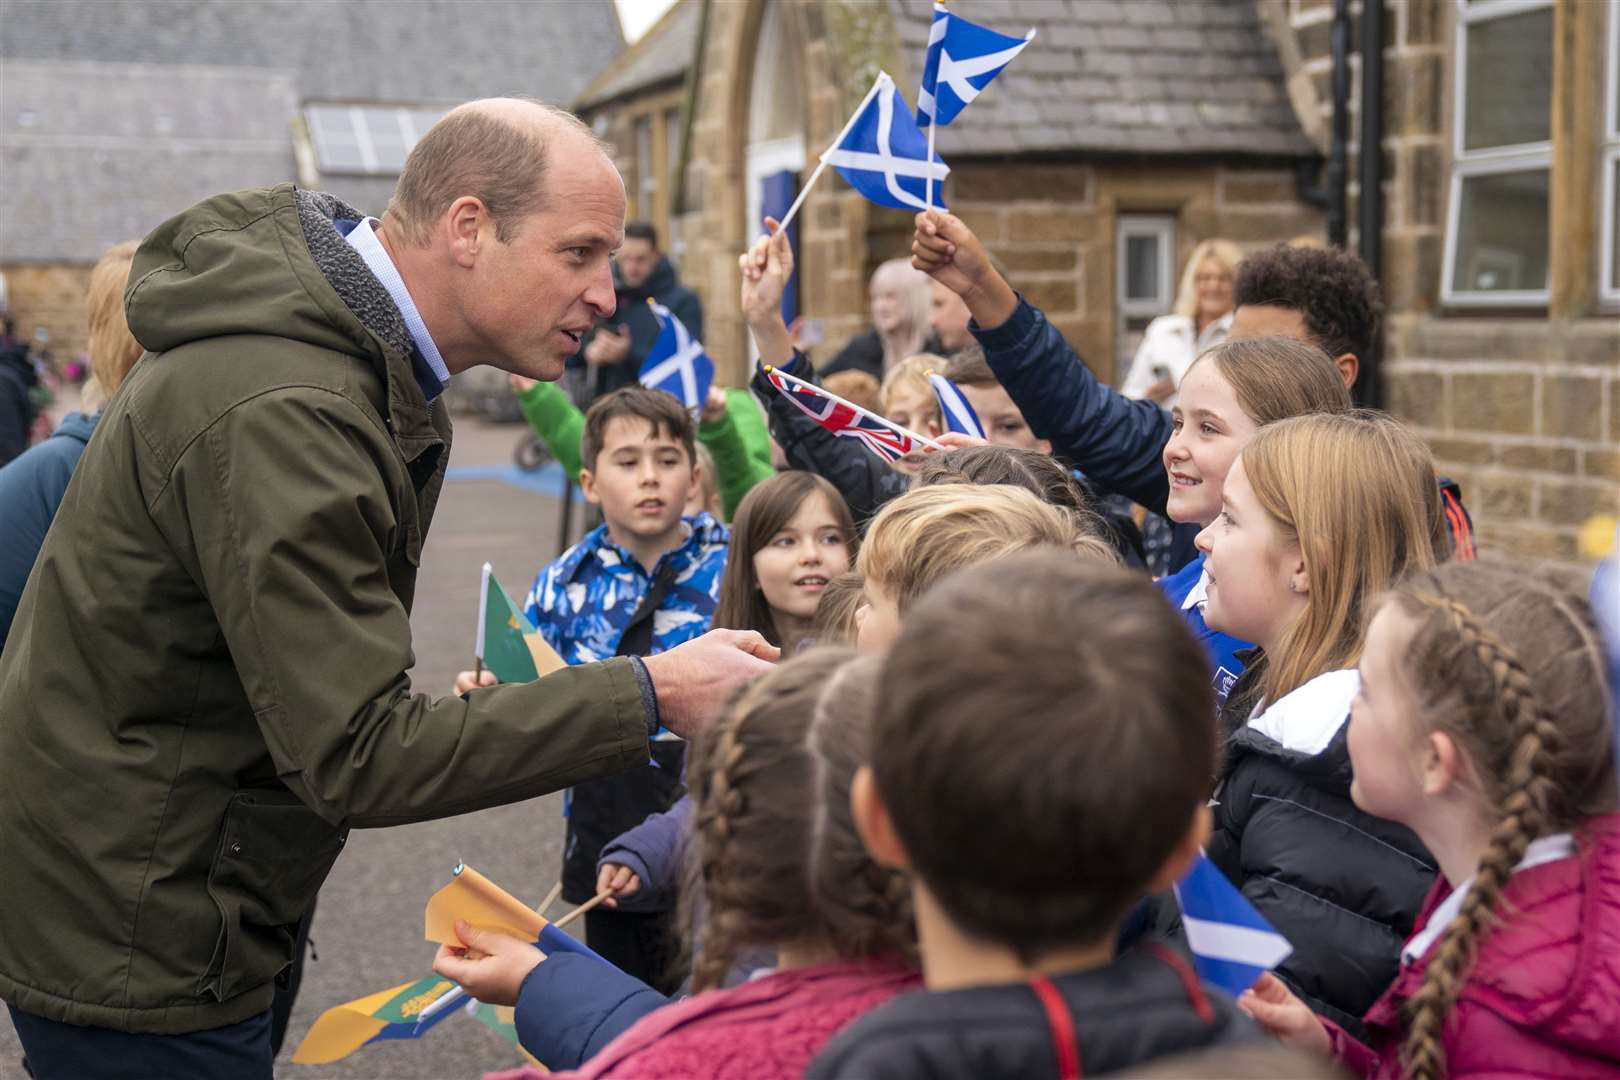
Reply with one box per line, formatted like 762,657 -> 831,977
1239,561 -> 1620,1078
443,650 -> 919,1079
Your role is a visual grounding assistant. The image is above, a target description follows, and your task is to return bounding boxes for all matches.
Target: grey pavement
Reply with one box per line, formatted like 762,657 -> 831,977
2,414 -> 597,1080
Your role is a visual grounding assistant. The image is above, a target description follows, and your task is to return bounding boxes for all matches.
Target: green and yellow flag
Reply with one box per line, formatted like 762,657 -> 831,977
476,562 -> 565,683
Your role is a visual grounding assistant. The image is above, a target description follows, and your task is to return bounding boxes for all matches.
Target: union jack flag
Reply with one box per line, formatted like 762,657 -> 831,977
763,365 -> 930,465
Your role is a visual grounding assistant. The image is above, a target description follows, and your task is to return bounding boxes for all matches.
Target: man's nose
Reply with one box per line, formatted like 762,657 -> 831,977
586,263 -> 616,317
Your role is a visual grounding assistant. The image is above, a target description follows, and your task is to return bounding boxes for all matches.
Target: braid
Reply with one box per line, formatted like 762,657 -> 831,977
691,704 -> 753,992
1401,595 -> 1562,1080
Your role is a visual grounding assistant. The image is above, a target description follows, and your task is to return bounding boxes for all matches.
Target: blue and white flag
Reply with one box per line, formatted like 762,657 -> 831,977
824,71 -> 949,212
639,301 -> 713,413
927,370 -> 984,439
917,3 -> 1036,128
1173,852 -> 1293,998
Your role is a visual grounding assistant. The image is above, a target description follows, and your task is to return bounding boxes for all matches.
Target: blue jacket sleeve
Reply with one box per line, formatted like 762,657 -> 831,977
973,298 -> 1174,515
513,951 -> 670,1069
749,356 -> 909,525
596,794 -> 692,912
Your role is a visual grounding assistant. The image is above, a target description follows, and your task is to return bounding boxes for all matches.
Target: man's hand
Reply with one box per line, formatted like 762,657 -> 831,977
701,385 -> 728,425
596,863 -> 643,910
430,920 -> 543,1007
639,629 -> 779,739
911,211 -> 1018,329
1237,973 -> 1332,1056
454,669 -> 498,696
584,324 -> 633,366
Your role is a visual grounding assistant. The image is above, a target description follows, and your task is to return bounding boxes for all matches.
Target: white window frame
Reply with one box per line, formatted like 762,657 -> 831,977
302,104 -> 445,176
1601,0 -> 1620,306
1116,214 -> 1176,319
1441,0 -> 1555,307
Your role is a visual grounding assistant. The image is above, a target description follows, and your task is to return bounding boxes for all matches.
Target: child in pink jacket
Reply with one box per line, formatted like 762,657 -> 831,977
438,649 -> 921,1080
1241,562 -> 1620,1078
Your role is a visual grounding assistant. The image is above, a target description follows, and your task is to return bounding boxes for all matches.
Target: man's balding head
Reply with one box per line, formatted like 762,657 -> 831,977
385,97 -> 609,246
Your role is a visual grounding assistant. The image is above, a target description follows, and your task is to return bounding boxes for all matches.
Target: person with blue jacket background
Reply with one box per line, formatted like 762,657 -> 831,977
0,240 -> 141,650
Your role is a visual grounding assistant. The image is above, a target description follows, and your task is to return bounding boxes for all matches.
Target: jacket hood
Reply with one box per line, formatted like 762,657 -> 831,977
1467,812 -> 1620,1059
53,411 -> 98,444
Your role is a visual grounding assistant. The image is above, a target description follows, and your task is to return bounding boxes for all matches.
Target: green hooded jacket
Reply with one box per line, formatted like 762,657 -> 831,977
0,185 -> 655,1034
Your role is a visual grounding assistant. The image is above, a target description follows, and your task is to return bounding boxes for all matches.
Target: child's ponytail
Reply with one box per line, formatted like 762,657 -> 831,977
1385,564 -> 1616,1079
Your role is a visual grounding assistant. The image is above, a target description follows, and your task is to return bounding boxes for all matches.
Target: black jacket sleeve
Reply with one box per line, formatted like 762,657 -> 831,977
750,356 -> 909,526
973,298 -> 1174,514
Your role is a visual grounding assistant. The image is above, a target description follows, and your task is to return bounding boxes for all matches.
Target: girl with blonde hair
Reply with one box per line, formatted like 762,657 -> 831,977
1242,561 -> 1619,1079
1120,238 -> 1243,406
1198,411 -> 1446,1036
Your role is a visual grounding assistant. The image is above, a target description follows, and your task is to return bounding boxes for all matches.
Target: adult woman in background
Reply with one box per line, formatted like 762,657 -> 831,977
821,257 -> 935,379
1120,239 -> 1242,408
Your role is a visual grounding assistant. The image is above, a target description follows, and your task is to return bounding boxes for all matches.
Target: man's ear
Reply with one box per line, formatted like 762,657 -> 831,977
1335,352 -> 1360,390
851,766 -> 910,871
579,467 -> 601,506
445,196 -> 487,269
1145,804 -> 1211,892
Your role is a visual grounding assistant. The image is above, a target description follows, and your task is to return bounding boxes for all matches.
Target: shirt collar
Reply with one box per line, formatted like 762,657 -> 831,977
342,217 -> 450,390
1183,565 -> 1211,611
1401,833 -> 1577,965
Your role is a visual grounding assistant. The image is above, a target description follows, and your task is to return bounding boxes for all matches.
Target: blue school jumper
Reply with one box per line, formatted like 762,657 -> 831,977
1157,552 -> 1249,707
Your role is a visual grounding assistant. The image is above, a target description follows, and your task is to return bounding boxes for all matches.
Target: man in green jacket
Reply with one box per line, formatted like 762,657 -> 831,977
0,99 -> 775,1079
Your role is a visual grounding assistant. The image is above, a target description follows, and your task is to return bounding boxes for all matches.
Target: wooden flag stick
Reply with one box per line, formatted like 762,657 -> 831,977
763,363 -> 944,451
553,889 -> 614,930
534,880 -> 563,916
775,158 -> 828,235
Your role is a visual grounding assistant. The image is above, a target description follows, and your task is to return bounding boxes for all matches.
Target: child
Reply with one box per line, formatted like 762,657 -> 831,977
593,471 -> 856,916
807,572 -> 865,647
852,482 -> 1114,651
456,387 -> 728,991
809,554 -> 1258,1079
1200,412 -> 1445,1035
433,650 -> 921,1079
1239,562 -> 1620,1079
878,354 -> 945,475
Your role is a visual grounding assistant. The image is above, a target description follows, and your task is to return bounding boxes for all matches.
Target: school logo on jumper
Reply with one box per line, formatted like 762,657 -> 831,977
1214,667 -> 1240,705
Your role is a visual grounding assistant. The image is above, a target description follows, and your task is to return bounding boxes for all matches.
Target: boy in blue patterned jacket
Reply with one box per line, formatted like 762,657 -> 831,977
524,387 -> 728,990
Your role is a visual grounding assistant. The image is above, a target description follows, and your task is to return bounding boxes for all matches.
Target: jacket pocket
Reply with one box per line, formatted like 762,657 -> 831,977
199,788 -> 346,1002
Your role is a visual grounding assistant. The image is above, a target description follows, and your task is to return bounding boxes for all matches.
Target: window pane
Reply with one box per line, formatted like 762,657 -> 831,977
1124,234 -> 1162,302
1609,157 -> 1620,293
359,107 -> 409,171
1451,168 -> 1550,294
1463,8 -> 1553,151
665,108 -> 682,190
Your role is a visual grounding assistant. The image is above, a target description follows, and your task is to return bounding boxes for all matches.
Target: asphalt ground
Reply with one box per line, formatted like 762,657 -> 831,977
1,414 -> 593,1080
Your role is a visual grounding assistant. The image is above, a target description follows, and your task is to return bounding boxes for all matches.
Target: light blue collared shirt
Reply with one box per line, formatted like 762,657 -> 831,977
342,217 -> 451,390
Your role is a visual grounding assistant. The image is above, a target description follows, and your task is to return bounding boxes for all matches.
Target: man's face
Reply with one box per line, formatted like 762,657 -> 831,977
461,146 -> 624,381
580,416 -> 692,551
958,381 -> 1050,454
1229,302 -> 1359,388
616,237 -> 659,290
930,280 -> 974,352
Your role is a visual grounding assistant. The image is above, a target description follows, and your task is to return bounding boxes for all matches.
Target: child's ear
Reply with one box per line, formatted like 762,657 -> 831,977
1422,731 -> 1466,798
1145,804 -> 1211,892
851,766 -> 910,871
1288,557 -> 1310,598
579,468 -> 600,506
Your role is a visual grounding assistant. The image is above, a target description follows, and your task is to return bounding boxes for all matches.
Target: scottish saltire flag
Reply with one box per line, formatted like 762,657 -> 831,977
1173,852 -> 1293,997
639,300 -> 713,413
928,370 -> 985,438
824,71 -> 949,212
917,3 -> 1036,127
763,364 -> 932,464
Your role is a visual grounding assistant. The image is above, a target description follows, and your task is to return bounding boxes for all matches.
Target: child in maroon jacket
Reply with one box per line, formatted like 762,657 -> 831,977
1241,562 -> 1620,1078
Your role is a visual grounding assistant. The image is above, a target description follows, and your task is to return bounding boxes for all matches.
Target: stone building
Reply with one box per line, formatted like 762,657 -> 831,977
584,0 -> 1618,561
0,0 -> 625,357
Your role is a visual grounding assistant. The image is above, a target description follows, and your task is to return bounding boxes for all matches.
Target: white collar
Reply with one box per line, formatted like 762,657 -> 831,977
1246,669 -> 1360,755
1182,566 -> 1211,612
1401,833 -> 1578,965
343,217 -> 449,387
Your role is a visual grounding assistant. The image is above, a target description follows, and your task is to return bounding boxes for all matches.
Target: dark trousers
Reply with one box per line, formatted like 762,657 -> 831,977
583,907 -> 685,995
8,1004 -> 272,1080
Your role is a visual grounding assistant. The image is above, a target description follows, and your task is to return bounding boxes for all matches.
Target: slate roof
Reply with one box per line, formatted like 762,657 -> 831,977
0,0 -> 625,262
890,0 -> 1316,159
576,0 -> 699,111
